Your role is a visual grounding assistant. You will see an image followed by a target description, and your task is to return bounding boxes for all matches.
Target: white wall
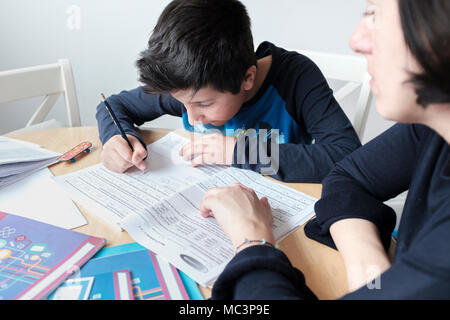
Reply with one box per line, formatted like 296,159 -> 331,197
0,0 -> 395,143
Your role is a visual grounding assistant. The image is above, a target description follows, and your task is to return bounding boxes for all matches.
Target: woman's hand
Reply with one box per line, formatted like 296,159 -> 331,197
199,183 -> 276,252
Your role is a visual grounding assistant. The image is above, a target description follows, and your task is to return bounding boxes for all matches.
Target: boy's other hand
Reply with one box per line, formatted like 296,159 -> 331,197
102,134 -> 148,173
179,133 -> 236,167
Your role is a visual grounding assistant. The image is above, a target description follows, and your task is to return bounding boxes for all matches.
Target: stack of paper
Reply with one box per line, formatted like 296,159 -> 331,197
0,137 -> 61,189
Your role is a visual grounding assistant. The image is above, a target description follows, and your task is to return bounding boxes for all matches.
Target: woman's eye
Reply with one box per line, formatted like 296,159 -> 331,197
363,5 -> 380,29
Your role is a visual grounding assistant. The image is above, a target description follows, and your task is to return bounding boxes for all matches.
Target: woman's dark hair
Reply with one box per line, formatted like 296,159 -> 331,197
136,0 -> 256,95
399,0 -> 450,107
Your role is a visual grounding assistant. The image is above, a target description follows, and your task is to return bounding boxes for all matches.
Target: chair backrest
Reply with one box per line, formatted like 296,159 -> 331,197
0,59 -> 81,128
290,49 -> 373,141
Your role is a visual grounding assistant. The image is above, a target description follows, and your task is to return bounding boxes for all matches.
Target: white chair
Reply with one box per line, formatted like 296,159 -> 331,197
289,49 -> 373,141
0,59 -> 81,132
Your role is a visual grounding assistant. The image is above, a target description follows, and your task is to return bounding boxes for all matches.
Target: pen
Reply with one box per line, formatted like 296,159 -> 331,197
101,93 -> 134,152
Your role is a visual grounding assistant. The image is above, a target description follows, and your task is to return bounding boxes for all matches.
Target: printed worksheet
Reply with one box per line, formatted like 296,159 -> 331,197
54,133 -> 227,228
55,132 -> 317,286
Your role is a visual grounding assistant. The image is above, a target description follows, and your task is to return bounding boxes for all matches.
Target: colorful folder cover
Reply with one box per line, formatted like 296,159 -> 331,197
0,211 -> 105,300
79,243 -> 203,300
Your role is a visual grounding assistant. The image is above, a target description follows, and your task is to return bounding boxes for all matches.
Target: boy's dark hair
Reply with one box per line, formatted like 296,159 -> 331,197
136,0 -> 256,95
399,0 -> 450,107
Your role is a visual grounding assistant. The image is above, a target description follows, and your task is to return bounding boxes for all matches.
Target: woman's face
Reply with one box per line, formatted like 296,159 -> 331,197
350,0 -> 424,123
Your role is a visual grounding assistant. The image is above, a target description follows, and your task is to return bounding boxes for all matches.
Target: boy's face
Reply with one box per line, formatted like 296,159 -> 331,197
170,65 -> 257,127
171,86 -> 247,127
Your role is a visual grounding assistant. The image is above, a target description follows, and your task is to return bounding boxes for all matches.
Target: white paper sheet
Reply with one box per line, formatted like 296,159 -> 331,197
121,167 -> 316,286
0,136 -> 60,165
0,168 -> 87,229
55,132 -> 317,285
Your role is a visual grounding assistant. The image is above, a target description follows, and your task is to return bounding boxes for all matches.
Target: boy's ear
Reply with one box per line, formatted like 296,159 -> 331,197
242,65 -> 257,91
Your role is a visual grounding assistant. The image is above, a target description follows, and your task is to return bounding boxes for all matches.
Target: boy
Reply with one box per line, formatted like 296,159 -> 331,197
96,0 -> 361,182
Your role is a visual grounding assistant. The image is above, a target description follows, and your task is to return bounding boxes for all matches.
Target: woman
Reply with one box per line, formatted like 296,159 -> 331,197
200,0 -> 450,299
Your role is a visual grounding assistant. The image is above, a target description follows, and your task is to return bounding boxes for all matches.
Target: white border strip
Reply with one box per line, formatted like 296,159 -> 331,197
156,255 -> 183,300
117,272 -> 131,300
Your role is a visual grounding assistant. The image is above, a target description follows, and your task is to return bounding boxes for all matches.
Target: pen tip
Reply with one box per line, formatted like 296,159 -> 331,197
100,93 -> 106,101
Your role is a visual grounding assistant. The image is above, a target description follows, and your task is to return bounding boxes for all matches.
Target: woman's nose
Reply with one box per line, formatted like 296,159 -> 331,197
349,18 -> 373,55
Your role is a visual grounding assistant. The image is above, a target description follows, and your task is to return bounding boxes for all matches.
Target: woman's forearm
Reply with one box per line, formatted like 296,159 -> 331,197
329,218 -> 392,292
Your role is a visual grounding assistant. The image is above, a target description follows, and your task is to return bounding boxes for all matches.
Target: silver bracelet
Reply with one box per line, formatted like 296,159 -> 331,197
235,238 -> 277,253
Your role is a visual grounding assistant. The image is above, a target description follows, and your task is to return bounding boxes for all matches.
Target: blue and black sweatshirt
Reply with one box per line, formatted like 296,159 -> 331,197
96,42 -> 361,182
211,124 -> 450,299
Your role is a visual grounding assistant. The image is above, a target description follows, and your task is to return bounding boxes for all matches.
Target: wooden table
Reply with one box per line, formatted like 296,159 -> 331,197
6,126 -> 349,300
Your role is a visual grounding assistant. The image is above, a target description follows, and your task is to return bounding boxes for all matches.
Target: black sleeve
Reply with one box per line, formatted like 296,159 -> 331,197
304,123 -> 429,251
95,87 -> 184,148
232,53 -> 362,183
211,219 -> 450,300
210,245 -> 317,300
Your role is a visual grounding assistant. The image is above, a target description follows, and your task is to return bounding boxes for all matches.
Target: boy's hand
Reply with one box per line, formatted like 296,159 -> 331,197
101,134 -> 148,173
179,133 -> 236,167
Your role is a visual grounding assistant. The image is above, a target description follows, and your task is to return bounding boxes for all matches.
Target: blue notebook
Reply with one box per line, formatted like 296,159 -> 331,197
81,242 -> 203,300
88,270 -> 134,300
48,269 -> 134,300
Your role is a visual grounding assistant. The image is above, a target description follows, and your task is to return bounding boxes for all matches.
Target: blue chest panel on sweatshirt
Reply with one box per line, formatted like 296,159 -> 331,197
182,85 -> 312,144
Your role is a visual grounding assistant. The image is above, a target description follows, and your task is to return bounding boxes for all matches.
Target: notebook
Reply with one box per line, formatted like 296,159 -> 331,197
78,242 -> 203,300
48,270 -> 134,300
88,270 -> 134,300
47,276 -> 94,300
0,211 -> 105,300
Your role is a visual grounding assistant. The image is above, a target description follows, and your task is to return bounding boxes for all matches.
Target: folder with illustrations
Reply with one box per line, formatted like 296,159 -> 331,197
55,132 -> 317,286
0,211 -> 105,300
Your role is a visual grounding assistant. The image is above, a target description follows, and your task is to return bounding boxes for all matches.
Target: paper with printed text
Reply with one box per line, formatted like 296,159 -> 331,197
55,132 -> 317,286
